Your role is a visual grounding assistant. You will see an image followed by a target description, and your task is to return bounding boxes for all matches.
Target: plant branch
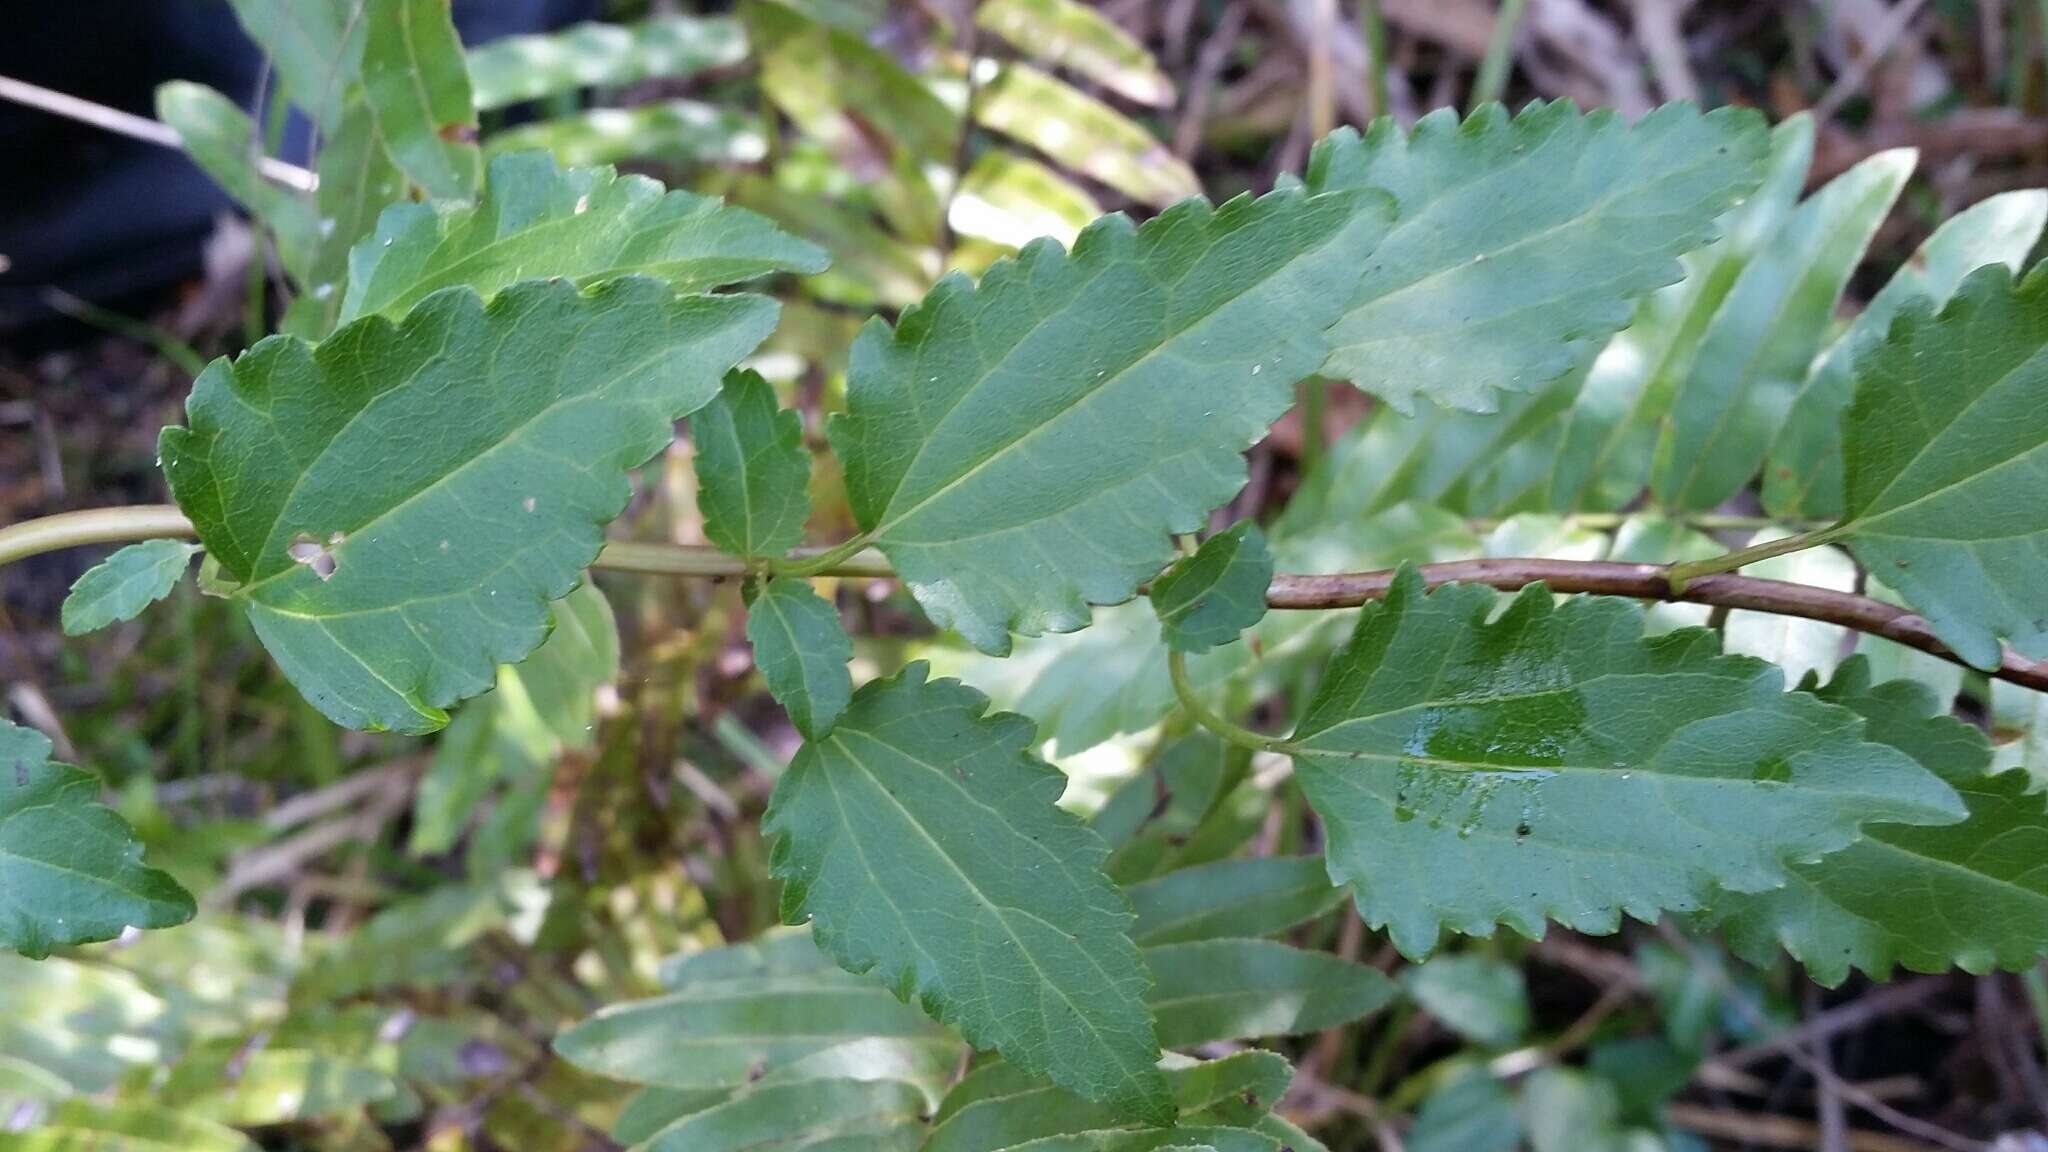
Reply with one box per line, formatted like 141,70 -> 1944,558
7,506 -> 2045,692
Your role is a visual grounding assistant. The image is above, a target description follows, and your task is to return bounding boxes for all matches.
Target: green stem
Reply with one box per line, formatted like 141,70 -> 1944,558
764,533 -> 881,578
1665,528 -> 1835,592
1358,0 -> 1389,120
1470,0 -> 1529,111
1167,649 -> 1293,755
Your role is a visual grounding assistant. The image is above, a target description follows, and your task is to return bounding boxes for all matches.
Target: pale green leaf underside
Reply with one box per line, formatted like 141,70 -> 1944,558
637,1078 -> 928,1152
926,1051 -> 1290,1152
156,82 -> 320,285
1126,856 -> 1344,946
1307,100 -> 1769,413
745,578 -> 853,740
1289,572 -> 1964,957
1399,954 -> 1530,1048
224,0 -> 362,132
361,0 -> 480,199
160,278 -> 776,733
467,14 -> 746,110
61,540 -> 200,637
832,185 -> 1393,654
763,664 -> 1171,1122
694,370 -> 815,559
1712,660 -> 2048,984
1651,148 -> 1913,511
1149,523 -> 1271,654
0,721 -> 194,959
1832,262 -> 2048,669
1145,939 -> 1397,1047
341,151 -> 825,325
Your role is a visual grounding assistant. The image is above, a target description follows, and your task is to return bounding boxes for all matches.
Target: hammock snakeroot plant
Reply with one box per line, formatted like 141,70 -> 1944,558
9,40 -> 2048,1142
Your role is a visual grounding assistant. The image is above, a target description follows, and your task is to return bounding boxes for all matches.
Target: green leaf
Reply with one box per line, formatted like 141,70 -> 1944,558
658,926 -> 840,987
1005,1131 -> 1277,1152
926,1052 -> 1291,1152
1407,1069 -> 1521,1152
1287,570 -> 1965,957
361,0 -> 481,199
694,370 -> 816,559
1,1101 -> 257,1152
1400,954 -> 1530,1048
467,15 -> 747,110
1127,857 -> 1344,946
1149,524 -> 1271,653
745,578 -> 853,739
616,1089 -> 732,1145
831,184 -> 1392,654
160,277 -> 776,733
554,973 -> 959,1091
1306,101 -> 1769,412
285,96 -> 408,339
1544,114 -> 1816,513
975,0 -> 1175,106
410,582 -> 619,856
1651,148 -> 1914,511
1145,939 -> 1396,1046
341,152 -> 825,325
225,0 -> 363,132
976,63 -> 1198,210
155,82 -> 321,284
763,664 -> 1171,1122
484,99 -> 767,169
636,1078 -> 928,1151
1764,190 -> 2048,519
0,720 -> 194,959
159,1047 -> 400,1126
952,152 -> 1103,251
1712,659 -> 2048,984
747,0 -> 958,164
1828,262 -> 2048,669
61,540 -> 200,636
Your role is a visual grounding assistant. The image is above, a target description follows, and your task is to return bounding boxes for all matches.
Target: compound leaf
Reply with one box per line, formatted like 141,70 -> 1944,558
342,151 -> 825,324
361,0 -> 480,199
745,578 -> 853,739
1712,659 -> 2048,984
1145,939 -> 1396,1047
1827,262 -> 2048,669
975,0 -> 1175,107
1287,571 -> 1964,957
831,184 -> 1392,654
1149,523 -> 1271,654
975,63 -> 1198,210
1307,101 -> 1768,413
467,14 -> 746,110
0,720 -> 195,959
694,370 -> 815,560
61,540 -> 201,637
160,277 -> 776,733
763,663 -> 1171,1122
1651,148 -> 1913,511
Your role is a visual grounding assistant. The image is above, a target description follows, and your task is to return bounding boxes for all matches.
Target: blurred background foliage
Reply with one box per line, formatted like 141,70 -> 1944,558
4,0 -> 2048,1149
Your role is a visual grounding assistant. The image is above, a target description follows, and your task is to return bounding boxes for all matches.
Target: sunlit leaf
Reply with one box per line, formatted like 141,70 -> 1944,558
951,152 -> 1102,251
1652,148 -> 1913,510
831,184 -> 1391,653
1827,261 -> 2048,669
342,152 -> 825,324
764,664 -> 1171,1121
468,14 -> 747,109
0,721 -> 194,960
161,277 -> 775,732
224,0 -> 363,132
1307,101 -> 1769,413
484,100 -> 768,168
61,540 -> 199,637
976,0 -> 1174,106
1288,571 -> 1964,957
155,82 -> 320,283
976,63 -> 1197,210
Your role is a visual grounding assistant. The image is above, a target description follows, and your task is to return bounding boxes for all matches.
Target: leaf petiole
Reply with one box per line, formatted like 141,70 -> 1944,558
1167,648 -> 1294,755
1666,527 -> 1838,593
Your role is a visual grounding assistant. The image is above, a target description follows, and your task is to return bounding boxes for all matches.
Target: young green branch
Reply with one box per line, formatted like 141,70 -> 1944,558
6,505 -> 2044,692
